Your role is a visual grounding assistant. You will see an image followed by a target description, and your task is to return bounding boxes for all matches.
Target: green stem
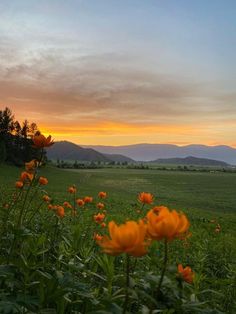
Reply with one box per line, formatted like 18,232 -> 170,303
158,239 -> 168,291
123,254 -> 130,314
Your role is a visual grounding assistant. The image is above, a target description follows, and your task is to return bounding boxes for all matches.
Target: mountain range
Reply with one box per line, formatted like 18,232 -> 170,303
82,143 -> 236,165
47,141 -> 236,165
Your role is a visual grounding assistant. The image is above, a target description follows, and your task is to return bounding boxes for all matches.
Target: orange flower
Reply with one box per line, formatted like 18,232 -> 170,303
32,134 -> 54,148
138,192 -> 154,204
101,222 -> 106,228
48,204 -> 53,210
177,264 -> 194,283
146,206 -> 190,241
63,201 -> 72,209
56,206 -> 65,218
98,191 -> 107,199
20,171 -> 34,182
94,213 -> 105,223
68,186 -> 76,194
94,233 -> 103,242
84,196 -> 93,203
39,177 -> 48,185
43,195 -> 50,202
97,202 -> 105,210
15,180 -> 24,189
76,198 -> 85,207
98,220 -> 149,257
25,159 -> 37,172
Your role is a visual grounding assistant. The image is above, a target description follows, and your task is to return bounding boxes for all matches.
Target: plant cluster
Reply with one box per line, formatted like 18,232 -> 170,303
0,134 -> 232,313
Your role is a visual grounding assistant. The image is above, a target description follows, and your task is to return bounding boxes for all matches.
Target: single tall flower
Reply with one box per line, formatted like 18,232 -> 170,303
32,134 -> 54,148
146,206 -> 190,241
177,264 -> 194,283
138,192 -> 154,204
98,220 -> 150,257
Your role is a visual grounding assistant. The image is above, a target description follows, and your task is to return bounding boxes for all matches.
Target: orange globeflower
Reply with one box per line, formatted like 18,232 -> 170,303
32,134 -> 54,148
56,206 -> 65,218
25,159 -> 37,172
68,186 -> 76,194
101,222 -> 106,228
177,264 -> 194,284
146,206 -> 190,241
94,213 -> 105,223
15,181 -> 24,189
98,220 -> 149,257
63,201 -> 72,209
97,202 -> 105,210
20,171 -> 34,182
76,199 -> 85,207
43,195 -> 50,202
138,192 -> 154,204
48,204 -> 53,210
94,233 -> 103,242
39,177 -> 48,185
98,191 -> 107,199
84,196 -> 93,203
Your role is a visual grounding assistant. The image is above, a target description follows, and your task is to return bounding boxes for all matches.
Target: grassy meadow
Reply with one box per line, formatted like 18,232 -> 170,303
0,163 -> 236,313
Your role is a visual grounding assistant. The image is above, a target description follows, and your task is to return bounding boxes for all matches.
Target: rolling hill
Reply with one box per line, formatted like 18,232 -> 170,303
82,143 -> 236,164
152,156 -> 230,167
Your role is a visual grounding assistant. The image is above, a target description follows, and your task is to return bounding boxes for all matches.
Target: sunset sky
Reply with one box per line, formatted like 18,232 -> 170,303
0,0 -> 235,147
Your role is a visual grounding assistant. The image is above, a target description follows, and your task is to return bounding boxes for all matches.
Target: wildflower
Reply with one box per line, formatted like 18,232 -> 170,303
32,133 -> 54,148
63,201 -> 72,209
84,196 -> 93,203
15,180 -> 24,189
56,206 -> 65,218
146,206 -> 190,241
43,195 -> 50,202
98,220 -> 149,257
138,192 -> 154,204
98,191 -> 107,199
101,222 -> 106,228
20,171 -> 34,182
76,199 -> 85,207
48,204 -> 53,210
94,233 -> 103,242
94,213 -> 105,223
97,202 -> 105,210
68,186 -> 76,194
39,177 -> 48,185
177,264 -> 194,283
25,159 -> 37,172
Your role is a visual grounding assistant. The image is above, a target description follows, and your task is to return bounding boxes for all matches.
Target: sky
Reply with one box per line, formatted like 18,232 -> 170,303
0,0 -> 236,147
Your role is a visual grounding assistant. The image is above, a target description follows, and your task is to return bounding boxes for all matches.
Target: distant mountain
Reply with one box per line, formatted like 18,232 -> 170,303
152,156 -> 230,167
82,143 -> 236,165
46,141 -> 134,163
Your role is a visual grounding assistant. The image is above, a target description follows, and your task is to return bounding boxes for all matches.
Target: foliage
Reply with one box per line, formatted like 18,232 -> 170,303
0,138 -> 235,313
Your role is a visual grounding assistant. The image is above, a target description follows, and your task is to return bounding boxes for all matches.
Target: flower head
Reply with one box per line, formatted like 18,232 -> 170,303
56,206 -> 65,218
177,264 -> 194,283
98,191 -> 107,199
43,195 -> 50,202
63,201 -> 72,209
20,171 -> 34,182
138,192 -> 154,204
97,202 -> 105,210
84,196 -> 93,203
39,176 -> 48,185
98,220 -> 150,257
146,206 -> 190,241
68,186 -> 76,194
94,233 -> 103,242
76,198 -> 85,207
32,134 -> 54,148
15,180 -> 24,189
94,213 -> 105,223
25,159 -> 38,172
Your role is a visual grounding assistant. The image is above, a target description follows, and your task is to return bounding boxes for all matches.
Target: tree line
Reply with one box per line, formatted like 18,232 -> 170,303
0,107 -> 44,166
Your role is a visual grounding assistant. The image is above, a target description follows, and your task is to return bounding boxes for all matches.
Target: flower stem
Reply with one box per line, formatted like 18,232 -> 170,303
158,239 -> 168,292
123,254 -> 130,314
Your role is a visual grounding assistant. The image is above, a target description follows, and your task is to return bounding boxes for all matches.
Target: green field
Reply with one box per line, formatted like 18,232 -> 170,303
0,164 -> 236,313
